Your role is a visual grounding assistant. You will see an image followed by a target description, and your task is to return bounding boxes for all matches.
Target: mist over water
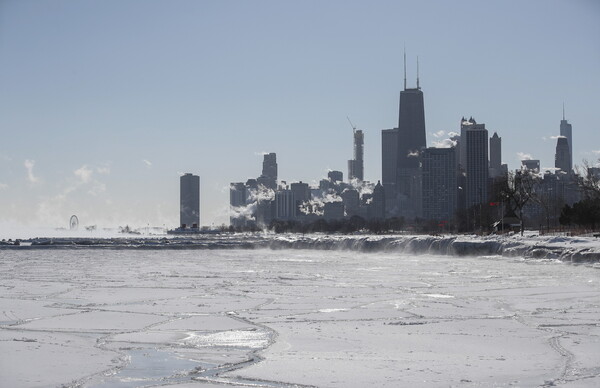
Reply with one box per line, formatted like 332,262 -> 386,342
2,230 -> 600,264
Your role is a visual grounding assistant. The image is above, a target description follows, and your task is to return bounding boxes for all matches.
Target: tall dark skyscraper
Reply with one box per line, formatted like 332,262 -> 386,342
262,153 -> 277,180
559,106 -> 573,172
397,54 -> 427,170
381,53 -> 427,219
180,173 -> 200,228
422,147 -> 457,221
489,132 -> 502,178
348,129 -> 364,181
258,153 -> 277,189
555,136 -> 571,174
464,120 -> 489,208
395,53 -> 426,218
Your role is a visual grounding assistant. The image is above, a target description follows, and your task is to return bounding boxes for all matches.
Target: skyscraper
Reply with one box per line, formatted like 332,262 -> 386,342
290,181 -> 310,216
555,136 -> 571,174
381,128 -> 399,215
258,153 -> 278,189
348,129 -> 364,181
464,121 -> 489,208
328,170 -> 343,183
381,129 -> 398,186
180,173 -> 200,229
560,107 -> 573,173
489,132 -> 502,178
397,54 -> 426,170
381,52 -> 426,219
371,181 -> 386,219
275,189 -> 295,220
422,147 -> 457,221
522,159 -> 540,172
230,182 -> 247,228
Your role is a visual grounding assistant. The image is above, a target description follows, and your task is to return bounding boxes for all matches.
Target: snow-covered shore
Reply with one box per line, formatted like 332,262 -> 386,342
3,233 -> 600,263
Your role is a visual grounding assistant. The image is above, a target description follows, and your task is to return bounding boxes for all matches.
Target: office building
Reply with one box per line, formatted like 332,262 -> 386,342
489,132 -> 502,178
560,107 -> 573,173
555,136 -> 571,174
464,121 -> 489,208
348,129 -> 364,181
258,153 -> 278,189
522,159 -> 540,172
397,54 -> 426,169
180,173 -> 200,229
381,52 -> 426,219
371,181 -> 386,219
422,147 -> 457,221
290,181 -> 310,216
328,170 -> 343,183
275,189 -> 295,220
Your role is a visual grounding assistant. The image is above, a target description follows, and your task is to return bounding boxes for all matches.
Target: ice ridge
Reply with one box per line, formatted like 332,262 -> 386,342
2,234 -> 600,263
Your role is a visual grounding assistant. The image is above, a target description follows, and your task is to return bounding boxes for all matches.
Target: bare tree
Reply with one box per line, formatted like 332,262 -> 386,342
498,169 -> 536,236
530,173 -> 565,231
575,158 -> 600,200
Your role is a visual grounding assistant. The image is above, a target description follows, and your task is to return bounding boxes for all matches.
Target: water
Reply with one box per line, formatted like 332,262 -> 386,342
1,247 -> 599,387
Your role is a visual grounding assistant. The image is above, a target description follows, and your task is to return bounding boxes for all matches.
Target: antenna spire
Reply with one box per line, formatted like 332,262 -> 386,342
416,56 -> 420,89
562,102 -> 565,120
403,45 -> 407,90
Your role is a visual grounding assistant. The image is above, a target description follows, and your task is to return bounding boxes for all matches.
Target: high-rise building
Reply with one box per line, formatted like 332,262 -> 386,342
371,181 -> 386,219
560,108 -> 573,173
464,121 -> 489,208
328,170 -> 343,183
489,132 -> 502,177
180,173 -> 200,229
229,182 -> 247,227
258,153 -> 278,189
290,181 -> 310,216
397,54 -> 426,169
275,189 -> 295,220
381,52 -> 426,219
521,159 -> 540,172
381,128 -> 399,215
459,117 -> 477,169
230,183 -> 247,208
381,129 -> 399,186
555,136 -> 571,174
348,129 -> 364,181
422,147 -> 457,221
341,188 -> 360,216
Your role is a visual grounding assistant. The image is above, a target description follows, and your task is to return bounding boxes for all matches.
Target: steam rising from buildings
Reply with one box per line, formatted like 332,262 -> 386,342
230,149 -> 385,228
223,53 -> 581,231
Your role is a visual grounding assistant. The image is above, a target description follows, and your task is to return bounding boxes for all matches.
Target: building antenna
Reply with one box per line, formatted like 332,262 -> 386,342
416,56 -> 420,90
562,102 -> 565,120
403,45 -> 407,90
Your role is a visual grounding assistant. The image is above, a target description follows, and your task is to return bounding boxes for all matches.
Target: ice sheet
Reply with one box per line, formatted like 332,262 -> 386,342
1,248 -> 599,387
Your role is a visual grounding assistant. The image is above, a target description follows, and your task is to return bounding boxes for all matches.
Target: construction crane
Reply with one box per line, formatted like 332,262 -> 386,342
346,116 -> 357,133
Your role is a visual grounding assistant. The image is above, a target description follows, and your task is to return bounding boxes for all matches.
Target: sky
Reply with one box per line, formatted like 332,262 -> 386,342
1,0 -> 599,230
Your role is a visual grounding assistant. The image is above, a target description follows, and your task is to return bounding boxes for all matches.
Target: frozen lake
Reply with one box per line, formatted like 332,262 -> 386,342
1,246 -> 599,387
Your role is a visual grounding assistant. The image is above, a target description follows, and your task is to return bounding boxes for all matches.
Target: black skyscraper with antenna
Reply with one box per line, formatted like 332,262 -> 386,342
381,50 -> 427,219
397,52 -> 426,170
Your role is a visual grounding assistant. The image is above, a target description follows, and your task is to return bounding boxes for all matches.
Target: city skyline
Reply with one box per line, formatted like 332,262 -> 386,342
1,1 -> 599,229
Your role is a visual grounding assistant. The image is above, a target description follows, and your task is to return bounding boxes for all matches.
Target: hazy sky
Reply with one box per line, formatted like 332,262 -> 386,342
1,0 -> 599,229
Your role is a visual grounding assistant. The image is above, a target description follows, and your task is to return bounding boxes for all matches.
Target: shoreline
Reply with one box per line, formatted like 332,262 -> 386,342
2,233 -> 600,263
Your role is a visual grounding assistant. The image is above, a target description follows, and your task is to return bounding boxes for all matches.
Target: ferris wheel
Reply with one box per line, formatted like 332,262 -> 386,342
69,215 -> 79,230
